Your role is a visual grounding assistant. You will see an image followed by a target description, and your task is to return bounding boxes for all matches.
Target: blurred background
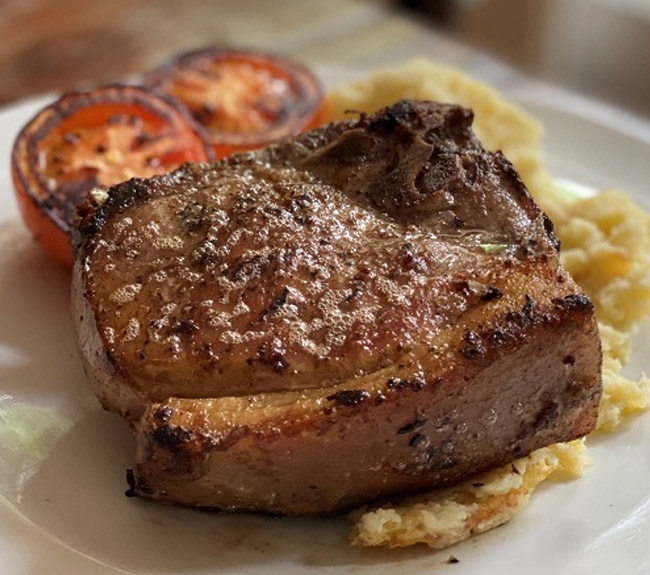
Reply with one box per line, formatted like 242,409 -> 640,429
1,0 -> 649,117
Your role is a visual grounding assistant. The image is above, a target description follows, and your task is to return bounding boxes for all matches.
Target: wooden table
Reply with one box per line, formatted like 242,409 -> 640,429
0,0 -> 505,106
2,0 -> 648,121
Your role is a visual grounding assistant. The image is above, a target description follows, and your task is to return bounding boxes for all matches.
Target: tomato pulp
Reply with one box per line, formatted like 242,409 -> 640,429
11,85 -> 213,268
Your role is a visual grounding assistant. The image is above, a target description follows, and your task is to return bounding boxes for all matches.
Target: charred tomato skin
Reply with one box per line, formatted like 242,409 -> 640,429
11,84 -> 214,269
144,47 -> 325,158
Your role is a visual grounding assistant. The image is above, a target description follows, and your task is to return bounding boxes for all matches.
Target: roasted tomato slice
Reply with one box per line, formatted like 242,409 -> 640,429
145,48 -> 324,157
11,85 -> 214,269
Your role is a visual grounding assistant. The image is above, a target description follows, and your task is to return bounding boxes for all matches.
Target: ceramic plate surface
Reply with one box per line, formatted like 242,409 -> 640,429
0,74 -> 649,575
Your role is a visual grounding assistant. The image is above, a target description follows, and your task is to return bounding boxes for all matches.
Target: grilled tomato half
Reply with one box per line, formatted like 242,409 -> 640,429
11,85 -> 214,268
145,48 -> 324,157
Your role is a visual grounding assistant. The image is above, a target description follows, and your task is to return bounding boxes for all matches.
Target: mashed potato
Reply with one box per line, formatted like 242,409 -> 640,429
324,59 -> 650,548
351,441 -> 587,548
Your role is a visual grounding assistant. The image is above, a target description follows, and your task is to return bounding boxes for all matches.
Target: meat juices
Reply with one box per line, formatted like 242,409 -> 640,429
72,100 -> 602,515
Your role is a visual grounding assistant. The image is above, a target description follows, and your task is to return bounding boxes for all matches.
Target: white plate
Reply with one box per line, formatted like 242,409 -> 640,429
0,82 -> 649,575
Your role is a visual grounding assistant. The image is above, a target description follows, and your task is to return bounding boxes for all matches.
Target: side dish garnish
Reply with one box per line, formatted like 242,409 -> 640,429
11,85 -> 213,268
145,48 -> 324,158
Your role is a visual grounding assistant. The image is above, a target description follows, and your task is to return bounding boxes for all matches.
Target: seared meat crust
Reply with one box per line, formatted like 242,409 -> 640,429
72,100 -> 601,515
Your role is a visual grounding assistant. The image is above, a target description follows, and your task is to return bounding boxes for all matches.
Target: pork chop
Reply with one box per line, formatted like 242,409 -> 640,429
72,100 -> 602,515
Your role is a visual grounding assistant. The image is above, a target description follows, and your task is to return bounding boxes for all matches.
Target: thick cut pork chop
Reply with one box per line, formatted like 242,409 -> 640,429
72,100 -> 602,515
